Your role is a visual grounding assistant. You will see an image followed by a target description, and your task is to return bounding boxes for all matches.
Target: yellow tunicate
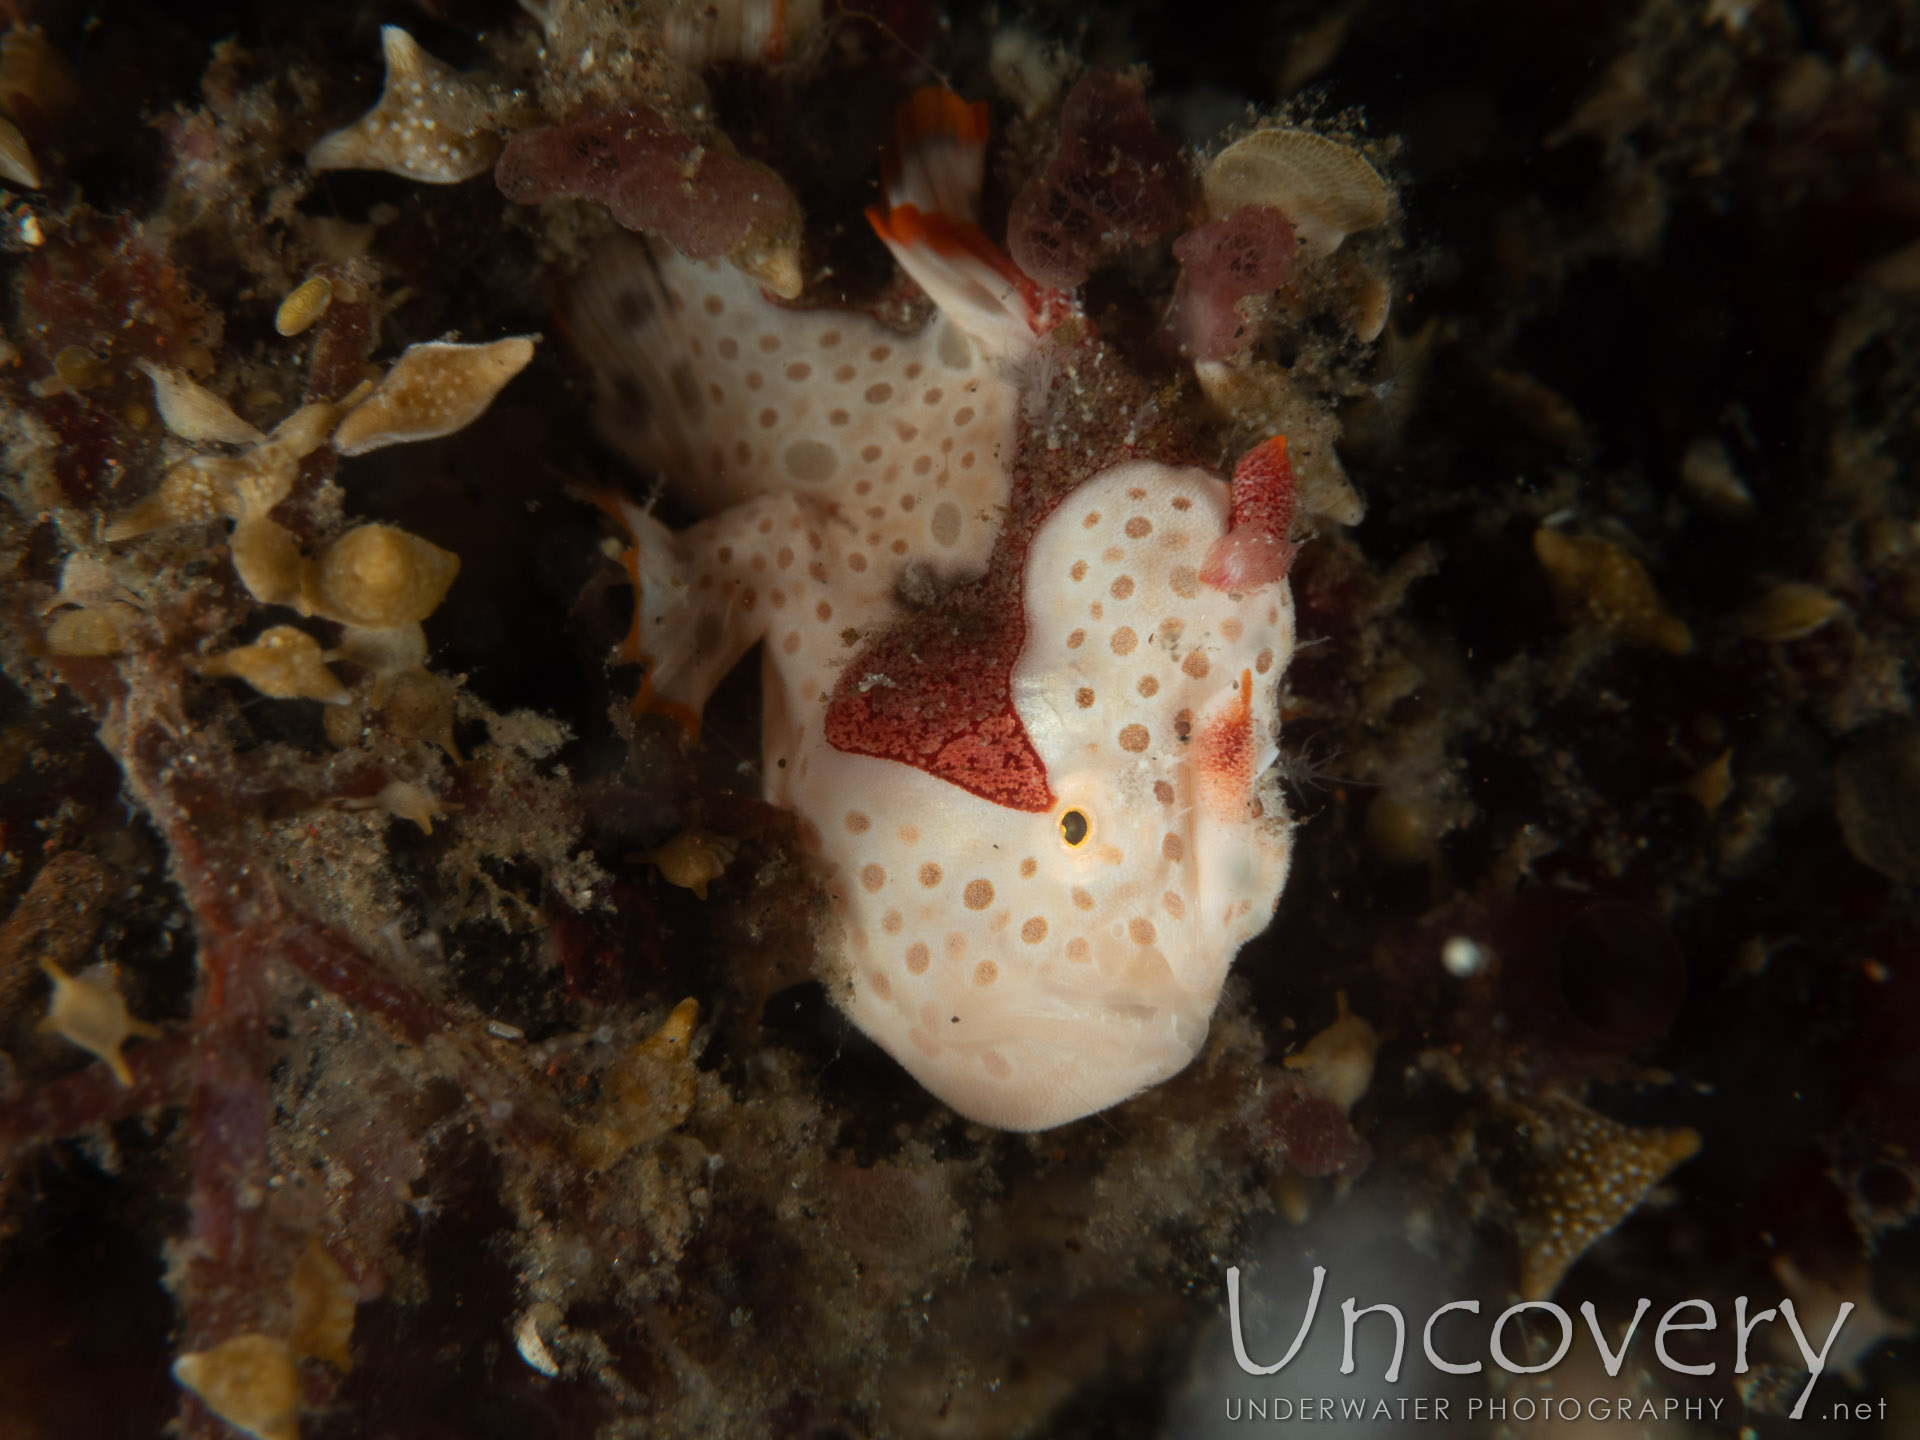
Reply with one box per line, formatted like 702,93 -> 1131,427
275,275 -> 333,337
172,455 -> 255,518
1679,434 -> 1753,519
103,392 -> 332,539
1835,723 -> 1920,884
1679,749 -> 1734,815
1739,582 -> 1843,642
1489,368 -> 1587,450
104,456 -> 242,539
288,1237 -> 357,1373
330,337 -> 537,455
574,999 -> 702,1163
301,524 -> 460,628
306,27 -> 501,185
1282,991 -> 1377,1115
370,779 -> 450,835
0,114 -> 37,188
729,200 -> 806,300
1340,257 -> 1392,343
262,400 -> 342,463
210,626 -> 350,705
172,1334 -> 300,1440
1272,1170 -> 1314,1225
641,831 -> 738,899
0,27 -> 80,128
230,516 -> 306,608
648,996 -> 700,1055
38,957 -> 161,1085
137,359 -> 265,446
1534,526 -> 1692,654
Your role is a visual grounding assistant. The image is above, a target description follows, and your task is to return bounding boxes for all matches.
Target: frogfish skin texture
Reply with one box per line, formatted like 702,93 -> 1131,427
569,88 -> 1298,1130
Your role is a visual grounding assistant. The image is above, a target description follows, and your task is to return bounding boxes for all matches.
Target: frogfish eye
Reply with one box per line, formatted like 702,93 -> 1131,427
1060,809 -> 1090,847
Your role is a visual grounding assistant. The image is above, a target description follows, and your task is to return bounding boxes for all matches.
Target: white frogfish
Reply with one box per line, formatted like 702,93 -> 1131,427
571,88 -> 1300,1130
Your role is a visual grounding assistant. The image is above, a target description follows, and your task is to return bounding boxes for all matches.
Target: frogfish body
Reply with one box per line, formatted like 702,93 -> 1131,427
570,89 -> 1299,1130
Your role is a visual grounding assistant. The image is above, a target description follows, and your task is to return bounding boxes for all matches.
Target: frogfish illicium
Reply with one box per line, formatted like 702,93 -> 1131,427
570,88 -> 1301,1130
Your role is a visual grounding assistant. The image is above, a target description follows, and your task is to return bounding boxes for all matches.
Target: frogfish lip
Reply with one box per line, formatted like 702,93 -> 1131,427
853,960 -> 1213,1131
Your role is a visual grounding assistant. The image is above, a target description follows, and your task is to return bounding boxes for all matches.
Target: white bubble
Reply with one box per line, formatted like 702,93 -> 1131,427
1441,936 -> 1485,977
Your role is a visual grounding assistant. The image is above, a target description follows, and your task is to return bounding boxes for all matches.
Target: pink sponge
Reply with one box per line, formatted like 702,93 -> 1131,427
1167,204 -> 1297,360
1006,69 -> 1193,289
495,107 -> 794,261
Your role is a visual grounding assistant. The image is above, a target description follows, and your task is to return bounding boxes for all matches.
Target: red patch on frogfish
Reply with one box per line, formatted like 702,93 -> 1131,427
824,630 -> 1052,811
825,475 -> 1070,813
1202,435 -> 1297,593
1195,669 -> 1256,818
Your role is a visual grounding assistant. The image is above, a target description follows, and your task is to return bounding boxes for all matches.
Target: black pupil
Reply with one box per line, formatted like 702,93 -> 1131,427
1061,810 -> 1089,845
